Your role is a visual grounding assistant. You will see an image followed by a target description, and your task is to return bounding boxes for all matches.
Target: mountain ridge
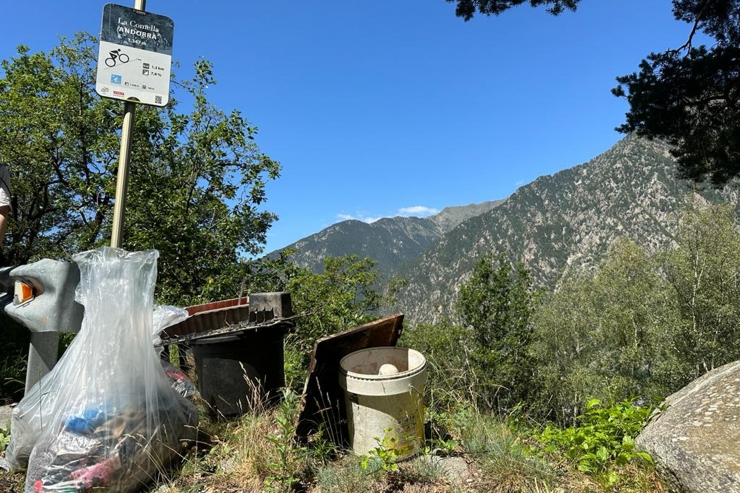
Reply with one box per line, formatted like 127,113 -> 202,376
273,198 -> 504,277
268,135 -> 740,326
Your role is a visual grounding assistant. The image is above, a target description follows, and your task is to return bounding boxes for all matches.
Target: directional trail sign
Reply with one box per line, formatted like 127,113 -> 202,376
95,3 -> 174,107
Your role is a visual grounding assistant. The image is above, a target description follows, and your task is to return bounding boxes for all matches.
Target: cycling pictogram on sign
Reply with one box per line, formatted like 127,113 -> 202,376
104,49 -> 130,67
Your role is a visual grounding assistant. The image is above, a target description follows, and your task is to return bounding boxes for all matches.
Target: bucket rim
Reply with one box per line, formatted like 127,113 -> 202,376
338,347 -> 427,382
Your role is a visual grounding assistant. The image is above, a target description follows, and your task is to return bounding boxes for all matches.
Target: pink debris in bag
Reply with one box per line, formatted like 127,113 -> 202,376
70,453 -> 121,489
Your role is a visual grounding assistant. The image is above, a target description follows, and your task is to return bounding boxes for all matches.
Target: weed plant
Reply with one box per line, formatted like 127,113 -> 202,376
534,399 -> 657,489
143,389 -> 662,493
265,389 -> 306,492
0,425 -> 9,453
314,454 -> 375,493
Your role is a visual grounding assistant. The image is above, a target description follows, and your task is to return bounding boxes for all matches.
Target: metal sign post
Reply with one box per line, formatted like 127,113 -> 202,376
95,1 -> 174,247
111,99 -> 136,248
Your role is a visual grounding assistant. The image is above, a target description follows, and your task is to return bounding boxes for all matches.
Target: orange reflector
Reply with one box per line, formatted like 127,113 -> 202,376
14,281 -> 34,305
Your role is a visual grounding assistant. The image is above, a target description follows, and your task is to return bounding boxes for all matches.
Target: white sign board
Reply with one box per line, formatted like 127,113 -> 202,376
95,4 -> 174,107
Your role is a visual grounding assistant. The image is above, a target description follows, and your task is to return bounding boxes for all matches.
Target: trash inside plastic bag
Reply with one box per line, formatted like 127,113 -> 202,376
152,305 -> 199,399
5,247 -> 198,493
161,360 -> 199,400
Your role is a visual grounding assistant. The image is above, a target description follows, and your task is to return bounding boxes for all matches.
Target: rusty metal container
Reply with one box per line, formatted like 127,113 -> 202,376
162,293 -> 294,417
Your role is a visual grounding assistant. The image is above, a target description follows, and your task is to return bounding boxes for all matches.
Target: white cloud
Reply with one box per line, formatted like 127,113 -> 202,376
337,205 -> 439,224
398,206 -> 440,217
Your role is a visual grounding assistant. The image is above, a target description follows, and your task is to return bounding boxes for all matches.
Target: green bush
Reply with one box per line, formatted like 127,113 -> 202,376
400,320 -> 473,407
535,398 -> 656,488
0,425 -> 9,453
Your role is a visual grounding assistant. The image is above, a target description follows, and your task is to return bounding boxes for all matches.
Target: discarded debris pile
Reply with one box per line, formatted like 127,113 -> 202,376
5,247 -> 198,493
0,245 -> 423,490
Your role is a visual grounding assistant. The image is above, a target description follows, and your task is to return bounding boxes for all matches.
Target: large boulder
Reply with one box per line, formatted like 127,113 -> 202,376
637,360 -> 740,493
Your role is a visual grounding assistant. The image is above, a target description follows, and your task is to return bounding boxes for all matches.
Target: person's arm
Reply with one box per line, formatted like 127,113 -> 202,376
0,205 -> 7,244
0,165 -> 10,249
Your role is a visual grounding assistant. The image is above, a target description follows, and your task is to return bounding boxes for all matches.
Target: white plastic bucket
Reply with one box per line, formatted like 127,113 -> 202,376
338,347 -> 427,460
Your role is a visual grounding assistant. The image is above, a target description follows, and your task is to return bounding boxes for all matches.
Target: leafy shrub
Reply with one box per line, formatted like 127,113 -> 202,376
0,425 -> 9,453
401,320 -> 474,408
535,398 -> 656,487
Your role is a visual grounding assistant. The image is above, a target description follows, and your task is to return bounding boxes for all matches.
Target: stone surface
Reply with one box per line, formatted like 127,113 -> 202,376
0,405 -> 12,429
435,456 -> 470,484
637,360 -> 740,493
415,455 -> 469,484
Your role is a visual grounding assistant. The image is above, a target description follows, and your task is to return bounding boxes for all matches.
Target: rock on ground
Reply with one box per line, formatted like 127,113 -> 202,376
637,360 -> 740,493
415,455 -> 470,484
0,406 -> 12,429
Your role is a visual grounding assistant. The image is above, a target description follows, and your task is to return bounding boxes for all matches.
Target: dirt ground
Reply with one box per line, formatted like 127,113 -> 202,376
0,471 -> 23,493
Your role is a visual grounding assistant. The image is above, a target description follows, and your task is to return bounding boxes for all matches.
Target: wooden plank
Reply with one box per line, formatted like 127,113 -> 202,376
295,313 -> 404,443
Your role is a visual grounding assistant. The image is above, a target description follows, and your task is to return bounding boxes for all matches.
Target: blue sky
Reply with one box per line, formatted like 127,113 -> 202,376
2,1 -> 695,254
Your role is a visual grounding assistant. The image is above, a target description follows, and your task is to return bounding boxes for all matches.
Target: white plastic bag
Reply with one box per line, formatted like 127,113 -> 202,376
152,304 -> 188,345
6,247 -> 197,492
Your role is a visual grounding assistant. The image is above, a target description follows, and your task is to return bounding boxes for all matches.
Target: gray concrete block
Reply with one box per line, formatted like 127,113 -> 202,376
249,292 -> 293,321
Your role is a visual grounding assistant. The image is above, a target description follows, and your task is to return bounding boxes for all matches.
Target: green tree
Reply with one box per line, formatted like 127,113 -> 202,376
0,34 -> 280,305
447,0 -> 740,186
401,318 -> 475,405
447,0 -> 579,20
455,251 -> 537,413
238,248 -> 304,296
660,203 -> 740,381
529,208 -> 740,424
275,254 -> 399,387
287,255 -> 385,354
532,239 -> 679,424
532,276 -> 604,424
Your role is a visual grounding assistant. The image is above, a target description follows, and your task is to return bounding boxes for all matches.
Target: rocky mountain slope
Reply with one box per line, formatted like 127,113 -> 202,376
271,135 -> 739,326
391,135 -> 739,324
